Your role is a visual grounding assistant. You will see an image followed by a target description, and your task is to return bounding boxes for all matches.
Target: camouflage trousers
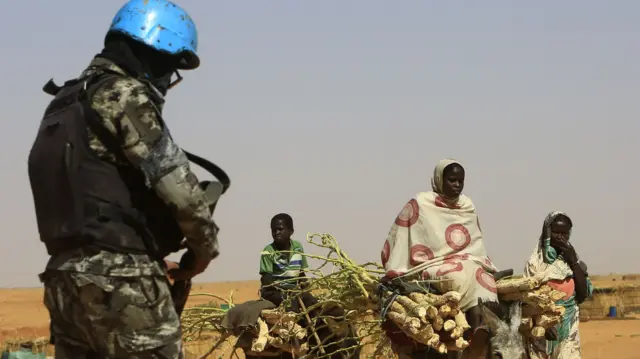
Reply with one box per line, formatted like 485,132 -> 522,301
40,270 -> 183,359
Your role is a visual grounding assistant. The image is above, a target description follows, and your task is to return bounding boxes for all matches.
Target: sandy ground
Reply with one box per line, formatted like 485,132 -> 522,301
1,278 -> 639,358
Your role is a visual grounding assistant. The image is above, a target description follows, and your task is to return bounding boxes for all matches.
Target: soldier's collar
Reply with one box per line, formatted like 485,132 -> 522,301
87,58 -> 129,77
86,58 -> 166,104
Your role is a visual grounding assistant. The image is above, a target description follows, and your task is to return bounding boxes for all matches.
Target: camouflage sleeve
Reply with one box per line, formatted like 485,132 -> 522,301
90,77 -> 219,260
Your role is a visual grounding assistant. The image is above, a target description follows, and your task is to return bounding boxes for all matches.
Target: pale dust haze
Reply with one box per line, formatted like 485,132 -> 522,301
0,1 -> 638,287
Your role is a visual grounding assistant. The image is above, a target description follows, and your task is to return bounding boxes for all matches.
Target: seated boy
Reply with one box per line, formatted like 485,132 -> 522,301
259,213 -> 317,312
257,213 -> 358,359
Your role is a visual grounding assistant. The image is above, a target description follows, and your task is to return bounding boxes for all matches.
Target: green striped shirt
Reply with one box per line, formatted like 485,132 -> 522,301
259,240 -> 308,289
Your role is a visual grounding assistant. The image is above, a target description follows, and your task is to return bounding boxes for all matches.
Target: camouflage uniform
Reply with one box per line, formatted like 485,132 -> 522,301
41,57 -> 219,359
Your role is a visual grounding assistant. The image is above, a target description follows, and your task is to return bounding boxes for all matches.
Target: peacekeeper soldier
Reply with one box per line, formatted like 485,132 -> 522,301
26,1 -> 221,358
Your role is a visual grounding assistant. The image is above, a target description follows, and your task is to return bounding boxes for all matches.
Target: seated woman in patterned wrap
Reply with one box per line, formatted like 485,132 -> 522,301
380,159 -> 502,344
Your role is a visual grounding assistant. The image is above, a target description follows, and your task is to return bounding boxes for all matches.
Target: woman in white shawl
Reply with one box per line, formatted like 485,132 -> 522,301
381,159 -> 501,353
524,211 -> 593,359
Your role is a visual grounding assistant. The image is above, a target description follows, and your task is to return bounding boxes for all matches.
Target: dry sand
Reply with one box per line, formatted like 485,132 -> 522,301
1,277 -> 639,358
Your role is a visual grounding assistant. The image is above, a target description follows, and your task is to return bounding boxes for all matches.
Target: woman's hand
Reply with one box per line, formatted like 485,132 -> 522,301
551,239 -> 578,266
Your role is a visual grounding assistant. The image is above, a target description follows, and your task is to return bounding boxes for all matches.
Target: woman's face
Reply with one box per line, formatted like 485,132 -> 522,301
549,218 -> 571,243
442,165 -> 465,198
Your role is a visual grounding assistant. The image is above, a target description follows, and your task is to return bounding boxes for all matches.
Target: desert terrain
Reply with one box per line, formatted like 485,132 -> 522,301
1,276 -> 639,358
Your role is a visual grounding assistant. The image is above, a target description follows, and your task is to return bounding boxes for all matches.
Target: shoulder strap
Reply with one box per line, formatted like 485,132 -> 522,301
183,150 -> 231,194
42,78 -> 65,96
40,74 -> 99,119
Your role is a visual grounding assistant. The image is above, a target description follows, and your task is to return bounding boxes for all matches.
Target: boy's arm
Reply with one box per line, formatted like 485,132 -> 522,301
259,249 -> 274,278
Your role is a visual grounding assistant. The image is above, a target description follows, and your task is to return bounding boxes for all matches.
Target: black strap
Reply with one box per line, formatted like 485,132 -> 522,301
170,279 -> 192,316
42,78 -> 63,96
378,282 -> 400,319
42,77 -> 84,96
184,150 -> 231,194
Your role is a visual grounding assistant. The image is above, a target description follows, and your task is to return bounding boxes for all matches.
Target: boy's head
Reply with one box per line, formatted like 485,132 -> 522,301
271,213 -> 294,246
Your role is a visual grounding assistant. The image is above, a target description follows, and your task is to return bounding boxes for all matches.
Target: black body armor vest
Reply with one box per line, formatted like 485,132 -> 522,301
28,70 -> 230,259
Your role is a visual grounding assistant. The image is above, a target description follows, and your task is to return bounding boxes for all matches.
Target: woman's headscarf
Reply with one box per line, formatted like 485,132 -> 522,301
540,211 -> 572,241
431,158 -> 462,198
539,211 -> 573,264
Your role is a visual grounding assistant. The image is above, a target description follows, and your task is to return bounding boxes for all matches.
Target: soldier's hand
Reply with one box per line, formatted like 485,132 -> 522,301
164,260 -> 180,284
165,259 -> 180,271
168,250 -> 211,281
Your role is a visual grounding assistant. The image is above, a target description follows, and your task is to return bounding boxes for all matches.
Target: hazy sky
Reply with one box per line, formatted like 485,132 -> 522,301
1,1 -> 638,287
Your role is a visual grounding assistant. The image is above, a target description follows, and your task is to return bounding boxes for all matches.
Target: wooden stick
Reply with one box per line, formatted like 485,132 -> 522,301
297,296 -> 325,354
439,304 -> 453,318
251,318 -> 269,352
443,320 -> 456,332
454,310 -> 470,331
394,295 -> 427,318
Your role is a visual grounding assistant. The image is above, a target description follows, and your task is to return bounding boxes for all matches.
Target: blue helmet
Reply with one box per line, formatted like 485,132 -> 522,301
107,0 -> 199,70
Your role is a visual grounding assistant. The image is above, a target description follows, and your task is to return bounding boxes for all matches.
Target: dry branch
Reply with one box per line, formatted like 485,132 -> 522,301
180,233 -> 385,358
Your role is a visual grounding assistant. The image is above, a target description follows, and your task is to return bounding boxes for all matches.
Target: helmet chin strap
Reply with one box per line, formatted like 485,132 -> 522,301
168,70 -> 183,89
147,70 -> 182,96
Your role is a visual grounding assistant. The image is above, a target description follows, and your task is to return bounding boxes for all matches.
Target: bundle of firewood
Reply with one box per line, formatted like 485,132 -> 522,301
248,309 -> 310,356
497,276 -> 566,338
384,290 -> 470,354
